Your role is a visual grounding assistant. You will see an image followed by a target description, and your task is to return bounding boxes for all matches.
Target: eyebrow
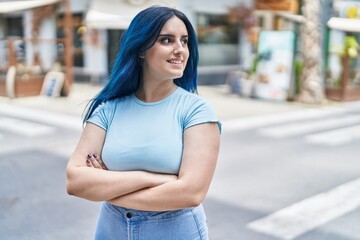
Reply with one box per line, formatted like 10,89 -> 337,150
158,34 -> 189,38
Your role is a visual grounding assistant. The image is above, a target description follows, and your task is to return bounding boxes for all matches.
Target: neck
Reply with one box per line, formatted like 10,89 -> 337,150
136,81 -> 177,102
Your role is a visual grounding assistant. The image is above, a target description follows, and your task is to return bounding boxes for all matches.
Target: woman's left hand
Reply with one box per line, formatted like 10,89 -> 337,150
86,154 -> 108,170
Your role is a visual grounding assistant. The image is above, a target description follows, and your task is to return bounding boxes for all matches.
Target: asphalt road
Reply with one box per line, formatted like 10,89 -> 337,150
0,102 -> 360,240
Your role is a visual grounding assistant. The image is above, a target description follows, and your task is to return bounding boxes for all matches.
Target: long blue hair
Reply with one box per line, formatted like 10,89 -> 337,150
83,6 -> 199,122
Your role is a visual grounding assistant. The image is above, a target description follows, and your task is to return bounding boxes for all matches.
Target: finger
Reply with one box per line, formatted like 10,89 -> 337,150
93,154 -> 108,170
88,154 -> 103,169
86,158 -> 93,167
86,154 -> 97,168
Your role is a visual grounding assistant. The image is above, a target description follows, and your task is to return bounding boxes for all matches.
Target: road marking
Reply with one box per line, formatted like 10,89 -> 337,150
258,115 -> 360,138
247,178 -> 360,240
0,117 -> 55,137
306,125 -> 360,146
0,103 -> 82,131
222,107 -> 346,132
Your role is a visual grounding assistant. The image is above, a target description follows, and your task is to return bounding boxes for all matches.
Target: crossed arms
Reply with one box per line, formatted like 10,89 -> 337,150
66,122 -> 220,211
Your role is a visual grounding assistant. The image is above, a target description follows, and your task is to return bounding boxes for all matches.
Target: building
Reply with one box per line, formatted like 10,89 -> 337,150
0,0 -> 253,91
2,0 -> 358,101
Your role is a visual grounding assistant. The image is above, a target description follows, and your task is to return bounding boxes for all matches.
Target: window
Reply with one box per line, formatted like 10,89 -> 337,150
5,16 -> 23,37
197,13 -> 238,44
57,13 -> 84,67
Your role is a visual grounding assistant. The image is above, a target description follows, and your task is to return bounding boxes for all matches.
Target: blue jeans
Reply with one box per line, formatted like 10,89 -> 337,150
94,202 -> 209,240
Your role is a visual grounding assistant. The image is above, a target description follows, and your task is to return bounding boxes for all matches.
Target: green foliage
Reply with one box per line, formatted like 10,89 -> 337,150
294,59 -> 303,94
342,36 -> 359,58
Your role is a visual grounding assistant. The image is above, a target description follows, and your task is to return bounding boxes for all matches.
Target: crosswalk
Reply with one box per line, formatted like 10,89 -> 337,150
247,177 -> 360,240
0,104 -> 82,155
0,103 -> 82,138
0,102 -> 82,131
1,103 -> 360,146
221,105 -> 360,238
223,105 -> 360,146
0,116 -> 56,137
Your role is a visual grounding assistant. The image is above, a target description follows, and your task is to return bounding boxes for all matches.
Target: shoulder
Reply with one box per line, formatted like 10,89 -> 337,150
175,88 -> 222,133
90,95 -> 132,119
174,87 -> 210,107
174,87 -> 216,118
98,95 -> 132,109
86,95 -> 133,129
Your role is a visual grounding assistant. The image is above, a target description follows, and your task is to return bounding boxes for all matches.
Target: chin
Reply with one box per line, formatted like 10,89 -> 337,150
170,71 -> 184,79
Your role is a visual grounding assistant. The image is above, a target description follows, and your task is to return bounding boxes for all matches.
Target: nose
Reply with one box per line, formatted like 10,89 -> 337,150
173,39 -> 185,54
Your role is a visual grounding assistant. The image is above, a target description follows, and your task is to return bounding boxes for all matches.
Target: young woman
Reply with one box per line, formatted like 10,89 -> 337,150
66,6 -> 221,240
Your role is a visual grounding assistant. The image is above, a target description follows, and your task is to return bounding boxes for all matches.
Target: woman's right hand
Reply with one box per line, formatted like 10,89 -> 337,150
86,153 -> 177,185
86,153 -> 108,170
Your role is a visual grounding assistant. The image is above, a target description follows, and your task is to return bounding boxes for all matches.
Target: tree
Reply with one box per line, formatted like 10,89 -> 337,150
298,0 -> 324,104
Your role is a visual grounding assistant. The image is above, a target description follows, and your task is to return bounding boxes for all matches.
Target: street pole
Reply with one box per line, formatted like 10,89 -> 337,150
62,0 -> 73,96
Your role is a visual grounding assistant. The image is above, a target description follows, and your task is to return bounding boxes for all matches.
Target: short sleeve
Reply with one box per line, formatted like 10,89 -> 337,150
86,100 -> 116,131
183,98 -> 222,134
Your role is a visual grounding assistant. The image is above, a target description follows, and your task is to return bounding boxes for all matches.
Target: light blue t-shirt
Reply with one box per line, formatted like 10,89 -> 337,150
86,87 -> 221,174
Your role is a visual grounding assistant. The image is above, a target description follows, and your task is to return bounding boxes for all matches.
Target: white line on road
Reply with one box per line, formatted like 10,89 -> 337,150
258,115 -> 360,138
222,107 -> 346,132
247,178 -> 360,240
0,117 -> 56,137
0,103 -> 82,131
305,125 -> 360,146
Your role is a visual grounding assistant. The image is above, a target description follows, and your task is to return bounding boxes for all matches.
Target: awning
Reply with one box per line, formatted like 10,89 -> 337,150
0,0 -> 61,14
327,17 -> 360,32
275,12 -> 304,23
85,0 -> 170,29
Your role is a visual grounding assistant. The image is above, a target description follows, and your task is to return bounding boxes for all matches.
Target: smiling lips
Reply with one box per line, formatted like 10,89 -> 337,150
167,58 -> 183,65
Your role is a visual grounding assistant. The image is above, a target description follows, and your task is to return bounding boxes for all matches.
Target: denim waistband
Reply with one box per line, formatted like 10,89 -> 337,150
104,202 -> 201,221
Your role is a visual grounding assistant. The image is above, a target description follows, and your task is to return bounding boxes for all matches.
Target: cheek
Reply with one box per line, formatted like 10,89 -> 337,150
184,51 -> 190,64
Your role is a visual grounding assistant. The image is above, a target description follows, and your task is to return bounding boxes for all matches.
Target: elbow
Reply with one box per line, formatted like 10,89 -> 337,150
183,187 -> 207,208
66,181 -> 75,196
188,192 -> 205,207
65,166 -> 102,202
66,166 -> 78,196
178,180 -> 208,208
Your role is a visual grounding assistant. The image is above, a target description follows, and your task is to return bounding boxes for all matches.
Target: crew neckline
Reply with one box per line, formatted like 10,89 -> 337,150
132,87 -> 180,106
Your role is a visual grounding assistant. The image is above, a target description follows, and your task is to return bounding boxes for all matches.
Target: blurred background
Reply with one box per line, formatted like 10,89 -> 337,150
0,0 -> 360,239
1,0 -> 360,102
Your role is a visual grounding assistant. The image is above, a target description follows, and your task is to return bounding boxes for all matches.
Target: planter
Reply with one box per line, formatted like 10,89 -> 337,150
0,74 -> 44,97
325,52 -> 360,101
241,77 -> 255,97
14,74 -> 44,97
325,87 -> 360,101
226,70 -> 255,97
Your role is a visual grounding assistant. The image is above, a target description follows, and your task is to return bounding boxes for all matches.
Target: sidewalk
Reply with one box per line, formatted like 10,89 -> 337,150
0,82 -> 353,121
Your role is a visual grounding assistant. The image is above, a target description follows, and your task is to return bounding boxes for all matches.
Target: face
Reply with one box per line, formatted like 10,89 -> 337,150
142,16 -> 189,82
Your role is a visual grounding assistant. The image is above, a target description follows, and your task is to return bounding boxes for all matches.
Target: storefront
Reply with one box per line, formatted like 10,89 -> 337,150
0,0 -> 74,97
227,0 -> 302,100
84,0 -> 252,85
326,0 -> 360,101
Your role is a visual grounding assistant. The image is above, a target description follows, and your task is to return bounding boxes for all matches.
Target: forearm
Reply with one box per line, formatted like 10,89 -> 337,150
108,178 -> 206,211
66,166 -> 167,202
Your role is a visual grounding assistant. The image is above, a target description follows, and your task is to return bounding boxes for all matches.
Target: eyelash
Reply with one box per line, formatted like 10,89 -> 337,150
160,37 -> 188,46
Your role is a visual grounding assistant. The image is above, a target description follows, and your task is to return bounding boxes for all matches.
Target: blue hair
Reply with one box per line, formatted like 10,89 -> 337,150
84,6 -> 199,122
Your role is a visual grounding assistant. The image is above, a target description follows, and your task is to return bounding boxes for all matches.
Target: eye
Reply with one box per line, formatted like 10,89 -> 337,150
181,38 -> 189,46
159,37 -> 173,44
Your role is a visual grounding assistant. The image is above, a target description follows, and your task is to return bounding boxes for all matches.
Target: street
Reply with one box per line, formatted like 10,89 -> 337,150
0,101 -> 360,240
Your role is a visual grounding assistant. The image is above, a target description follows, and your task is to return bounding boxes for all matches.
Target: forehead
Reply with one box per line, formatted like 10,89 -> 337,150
160,16 -> 188,35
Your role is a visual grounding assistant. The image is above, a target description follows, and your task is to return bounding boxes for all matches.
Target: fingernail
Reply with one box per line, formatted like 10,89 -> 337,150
87,154 -> 92,158
86,159 -> 90,164
93,154 -> 97,158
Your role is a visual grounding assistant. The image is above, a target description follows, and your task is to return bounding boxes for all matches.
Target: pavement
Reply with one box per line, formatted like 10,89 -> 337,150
0,82 -> 352,121
1,82 -> 360,240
